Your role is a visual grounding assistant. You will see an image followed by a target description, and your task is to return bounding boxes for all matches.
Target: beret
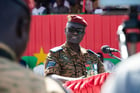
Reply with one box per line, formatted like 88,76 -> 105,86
67,15 -> 88,26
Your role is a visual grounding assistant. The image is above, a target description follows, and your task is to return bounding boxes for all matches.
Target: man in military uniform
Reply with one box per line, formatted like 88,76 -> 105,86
0,0 -> 68,93
45,15 -> 105,79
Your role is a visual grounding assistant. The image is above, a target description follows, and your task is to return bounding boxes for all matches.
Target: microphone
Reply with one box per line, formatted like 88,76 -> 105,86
101,45 -> 119,53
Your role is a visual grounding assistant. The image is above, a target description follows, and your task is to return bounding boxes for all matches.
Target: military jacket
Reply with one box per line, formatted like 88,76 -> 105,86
0,43 -> 47,93
45,43 -> 105,78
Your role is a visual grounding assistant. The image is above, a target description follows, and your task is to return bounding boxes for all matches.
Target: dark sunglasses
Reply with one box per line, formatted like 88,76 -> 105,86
67,28 -> 85,35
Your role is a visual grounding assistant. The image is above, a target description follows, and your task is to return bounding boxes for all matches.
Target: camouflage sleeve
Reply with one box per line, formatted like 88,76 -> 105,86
97,57 -> 105,73
44,52 -> 61,76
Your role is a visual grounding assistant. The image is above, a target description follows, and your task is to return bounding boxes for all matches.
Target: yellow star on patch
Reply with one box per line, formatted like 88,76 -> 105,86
33,47 -> 47,65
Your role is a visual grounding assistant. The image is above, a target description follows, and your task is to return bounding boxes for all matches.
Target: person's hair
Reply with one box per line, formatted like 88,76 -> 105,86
13,0 -> 31,19
0,0 -> 31,26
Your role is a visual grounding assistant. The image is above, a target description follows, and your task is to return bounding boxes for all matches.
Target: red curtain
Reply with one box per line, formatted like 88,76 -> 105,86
24,14 -> 127,58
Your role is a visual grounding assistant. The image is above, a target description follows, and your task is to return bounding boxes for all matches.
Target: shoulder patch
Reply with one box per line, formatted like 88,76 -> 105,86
46,61 -> 56,68
50,46 -> 63,52
87,49 -> 100,58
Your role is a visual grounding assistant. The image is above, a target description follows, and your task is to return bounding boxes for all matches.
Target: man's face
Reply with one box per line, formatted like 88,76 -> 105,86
65,22 -> 86,44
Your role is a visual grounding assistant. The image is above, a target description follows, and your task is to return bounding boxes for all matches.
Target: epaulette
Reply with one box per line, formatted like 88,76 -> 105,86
50,46 -> 63,53
87,49 -> 100,58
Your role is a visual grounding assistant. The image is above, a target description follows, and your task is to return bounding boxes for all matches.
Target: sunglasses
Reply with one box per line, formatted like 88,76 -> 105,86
67,27 -> 85,35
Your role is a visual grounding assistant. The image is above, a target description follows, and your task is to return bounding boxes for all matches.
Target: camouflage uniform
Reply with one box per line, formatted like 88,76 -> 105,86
45,43 -> 105,78
0,43 -> 47,93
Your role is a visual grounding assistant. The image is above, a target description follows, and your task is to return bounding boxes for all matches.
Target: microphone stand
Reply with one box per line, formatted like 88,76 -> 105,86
108,52 -> 122,61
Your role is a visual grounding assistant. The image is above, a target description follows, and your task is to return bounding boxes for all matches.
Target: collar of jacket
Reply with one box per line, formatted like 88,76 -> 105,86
62,42 -> 88,56
0,43 -> 16,61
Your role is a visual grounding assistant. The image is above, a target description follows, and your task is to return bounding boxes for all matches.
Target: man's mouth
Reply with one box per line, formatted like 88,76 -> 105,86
71,36 -> 78,39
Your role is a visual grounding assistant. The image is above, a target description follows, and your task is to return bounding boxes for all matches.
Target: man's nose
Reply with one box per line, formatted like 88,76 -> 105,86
72,31 -> 79,35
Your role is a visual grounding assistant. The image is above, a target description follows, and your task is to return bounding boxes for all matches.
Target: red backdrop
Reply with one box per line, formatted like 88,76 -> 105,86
24,14 -> 128,58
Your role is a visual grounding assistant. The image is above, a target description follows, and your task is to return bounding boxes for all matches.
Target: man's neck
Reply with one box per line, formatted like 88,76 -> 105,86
67,42 -> 80,53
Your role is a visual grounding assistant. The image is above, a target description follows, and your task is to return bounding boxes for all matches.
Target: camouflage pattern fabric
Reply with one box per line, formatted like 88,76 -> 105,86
45,43 -> 105,78
0,43 -> 48,93
0,57 -> 48,93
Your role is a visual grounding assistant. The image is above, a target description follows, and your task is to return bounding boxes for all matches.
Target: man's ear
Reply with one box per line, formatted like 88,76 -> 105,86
16,18 -> 23,38
16,18 -> 29,38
